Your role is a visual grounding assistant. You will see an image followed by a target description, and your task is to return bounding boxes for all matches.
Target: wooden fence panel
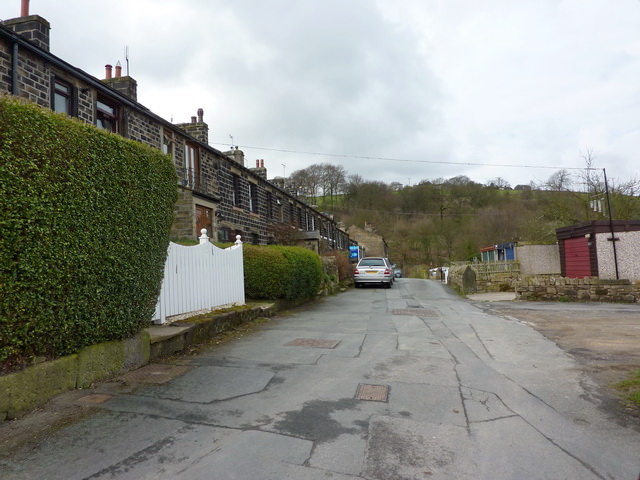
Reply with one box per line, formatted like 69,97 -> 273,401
153,237 -> 244,324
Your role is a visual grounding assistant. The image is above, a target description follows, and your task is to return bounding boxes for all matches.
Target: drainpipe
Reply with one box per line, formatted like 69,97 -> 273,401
603,168 -> 619,279
12,42 -> 19,95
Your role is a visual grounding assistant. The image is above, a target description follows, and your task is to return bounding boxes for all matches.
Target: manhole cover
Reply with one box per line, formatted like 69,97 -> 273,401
284,338 -> 341,349
393,309 -> 438,317
355,384 -> 389,402
76,394 -> 114,404
119,364 -> 193,384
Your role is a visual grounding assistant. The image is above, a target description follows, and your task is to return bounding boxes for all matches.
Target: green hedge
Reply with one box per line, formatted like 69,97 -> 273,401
0,97 -> 178,370
243,245 -> 323,300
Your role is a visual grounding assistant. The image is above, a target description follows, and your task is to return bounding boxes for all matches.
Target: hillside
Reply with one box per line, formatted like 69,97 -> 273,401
288,165 -> 639,270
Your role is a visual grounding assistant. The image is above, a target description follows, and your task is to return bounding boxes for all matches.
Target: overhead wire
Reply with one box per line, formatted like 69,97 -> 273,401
211,142 -> 599,172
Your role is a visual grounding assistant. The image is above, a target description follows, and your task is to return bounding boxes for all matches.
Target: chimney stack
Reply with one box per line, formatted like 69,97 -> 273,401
176,109 -> 209,144
250,159 -> 267,179
4,2 -> 51,52
102,62 -> 137,101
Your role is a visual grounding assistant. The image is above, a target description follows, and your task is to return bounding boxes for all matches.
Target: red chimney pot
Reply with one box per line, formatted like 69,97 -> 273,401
21,0 -> 30,17
105,64 -> 113,80
115,64 -> 122,78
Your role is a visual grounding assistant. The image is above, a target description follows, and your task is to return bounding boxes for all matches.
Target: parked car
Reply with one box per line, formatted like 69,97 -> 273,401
354,257 -> 394,288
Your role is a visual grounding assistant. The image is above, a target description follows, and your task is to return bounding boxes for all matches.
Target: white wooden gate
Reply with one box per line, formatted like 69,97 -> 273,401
153,233 -> 245,324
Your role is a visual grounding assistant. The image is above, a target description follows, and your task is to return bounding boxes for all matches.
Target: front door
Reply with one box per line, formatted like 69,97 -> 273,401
195,205 -> 213,239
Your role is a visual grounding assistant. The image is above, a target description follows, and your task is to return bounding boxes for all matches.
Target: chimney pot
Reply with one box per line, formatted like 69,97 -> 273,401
256,160 -> 260,168
115,62 -> 122,78
260,159 -> 264,168
197,108 -> 204,122
105,64 -> 113,80
21,0 -> 30,17
191,116 -> 197,124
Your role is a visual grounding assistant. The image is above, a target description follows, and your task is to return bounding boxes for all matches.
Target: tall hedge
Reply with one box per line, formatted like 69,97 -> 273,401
0,97 -> 178,369
243,245 -> 323,300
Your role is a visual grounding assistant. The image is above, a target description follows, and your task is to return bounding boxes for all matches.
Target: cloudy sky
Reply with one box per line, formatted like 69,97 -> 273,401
3,0 -> 639,188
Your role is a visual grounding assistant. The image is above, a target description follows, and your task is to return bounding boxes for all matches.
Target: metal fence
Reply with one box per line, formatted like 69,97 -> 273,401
153,231 -> 245,324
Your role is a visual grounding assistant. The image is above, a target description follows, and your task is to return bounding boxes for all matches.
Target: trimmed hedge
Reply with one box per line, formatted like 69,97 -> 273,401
0,97 -> 178,370
243,245 -> 323,300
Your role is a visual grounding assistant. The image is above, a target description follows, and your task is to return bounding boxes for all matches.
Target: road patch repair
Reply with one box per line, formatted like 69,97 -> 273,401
393,308 -> 438,317
284,338 -> 341,349
119,364 -> 194,385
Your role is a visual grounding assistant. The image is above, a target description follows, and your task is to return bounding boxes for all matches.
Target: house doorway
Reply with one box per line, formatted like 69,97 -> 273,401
195,205 -> 213,238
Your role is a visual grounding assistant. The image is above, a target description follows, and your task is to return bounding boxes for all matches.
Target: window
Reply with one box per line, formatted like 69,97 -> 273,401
184,142 -> 200,188
249,183 -> 258,213
218,227 -> 230,243
52,78 -> 73,115
162,130 -> 175,160
96,98 -> 118,132
232,175 -> 241,207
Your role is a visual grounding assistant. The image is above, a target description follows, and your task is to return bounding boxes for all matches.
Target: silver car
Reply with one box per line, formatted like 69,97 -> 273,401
354,257 -> 393,288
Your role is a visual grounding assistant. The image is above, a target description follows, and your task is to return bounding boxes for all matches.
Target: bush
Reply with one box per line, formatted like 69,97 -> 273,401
0,97 -> 177,371
323,250 -> 354,283
243,245 -> 323,300
243,245 -> 288,299
272,245 -> 323,300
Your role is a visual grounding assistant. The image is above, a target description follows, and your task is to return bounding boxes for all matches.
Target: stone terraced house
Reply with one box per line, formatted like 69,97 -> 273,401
0,8 -> 350,251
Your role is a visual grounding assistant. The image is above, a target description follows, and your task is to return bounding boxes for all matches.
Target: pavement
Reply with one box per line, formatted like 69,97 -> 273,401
1,278 -> 639,479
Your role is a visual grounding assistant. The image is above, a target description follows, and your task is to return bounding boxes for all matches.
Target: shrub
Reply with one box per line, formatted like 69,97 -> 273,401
243,245 -> 323,300
243,245 -> 288,299
323,250 -> 354,283
270,246 -> 323,300
0,97 -> 177,371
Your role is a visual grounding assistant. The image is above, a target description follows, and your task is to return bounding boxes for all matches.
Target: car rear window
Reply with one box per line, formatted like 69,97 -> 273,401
359,259 -> 385,266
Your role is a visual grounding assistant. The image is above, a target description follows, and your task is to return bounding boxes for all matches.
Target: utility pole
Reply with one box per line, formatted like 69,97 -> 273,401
603,168 -> 619,279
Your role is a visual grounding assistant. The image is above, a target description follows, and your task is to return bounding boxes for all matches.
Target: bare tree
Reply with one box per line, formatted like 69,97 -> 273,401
485,177 -> 511,189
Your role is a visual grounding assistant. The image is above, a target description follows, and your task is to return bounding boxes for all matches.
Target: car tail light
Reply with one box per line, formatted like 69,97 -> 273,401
354,268 -> 360,274
384,269 -> 390,275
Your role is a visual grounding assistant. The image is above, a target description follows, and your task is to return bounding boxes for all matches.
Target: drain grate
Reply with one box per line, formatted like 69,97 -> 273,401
284,338 -> 341,349
355,384 -> 389,402
119,364 -> 193,384
393,309 -> 438,317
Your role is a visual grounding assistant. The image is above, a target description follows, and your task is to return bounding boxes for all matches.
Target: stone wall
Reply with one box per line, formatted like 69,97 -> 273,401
516,276 -> 640,303
448,263 -> 520,295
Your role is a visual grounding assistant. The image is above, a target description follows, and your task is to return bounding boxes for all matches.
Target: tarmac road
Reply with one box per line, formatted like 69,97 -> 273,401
1,278 -> 639,479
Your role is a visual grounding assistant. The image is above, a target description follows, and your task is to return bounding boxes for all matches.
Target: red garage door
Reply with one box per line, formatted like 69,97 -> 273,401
564,236 -> 591,278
